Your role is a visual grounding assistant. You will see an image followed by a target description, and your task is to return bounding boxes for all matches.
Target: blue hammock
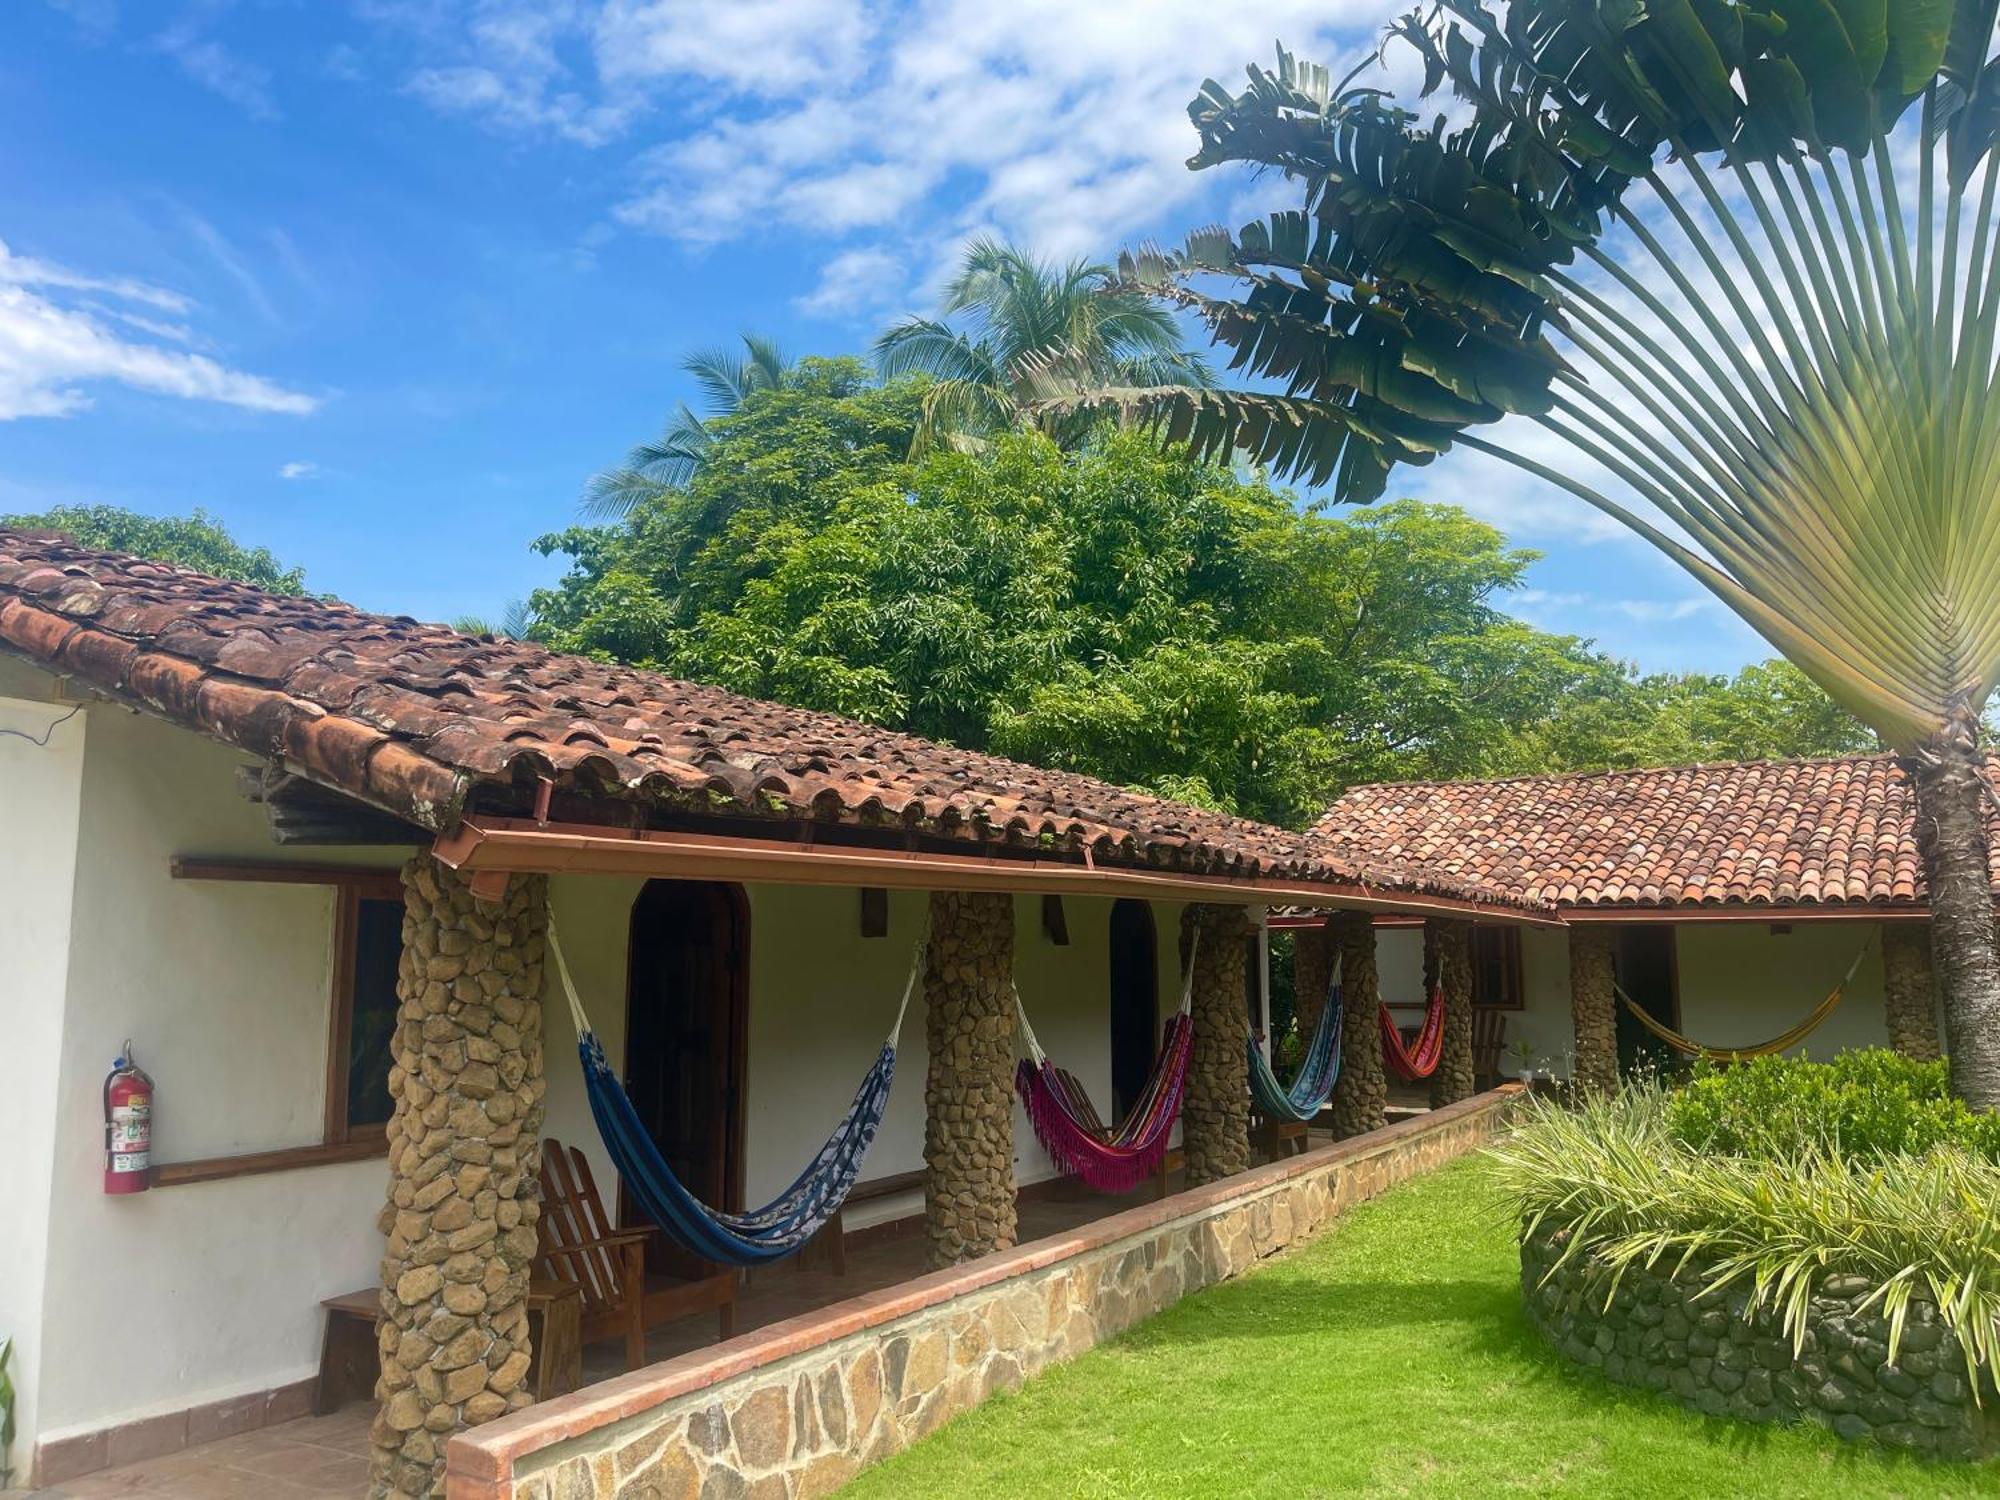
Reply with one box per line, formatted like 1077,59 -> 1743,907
551,916 -> 926,1268
1248,974 -> 1344,1125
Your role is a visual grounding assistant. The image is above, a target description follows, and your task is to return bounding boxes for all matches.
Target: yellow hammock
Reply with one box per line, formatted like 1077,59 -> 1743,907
1614,940 -> 1874,1063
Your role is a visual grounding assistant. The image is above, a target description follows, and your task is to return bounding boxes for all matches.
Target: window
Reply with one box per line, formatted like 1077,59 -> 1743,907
326,877 -> 407,1142
1471,926 -> 1524,1010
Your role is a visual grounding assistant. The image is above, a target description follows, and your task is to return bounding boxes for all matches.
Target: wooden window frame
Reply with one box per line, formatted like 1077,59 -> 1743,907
154,859 -> 403,1187
1471,925 -> 1526,1011
323,874 -> 406,1146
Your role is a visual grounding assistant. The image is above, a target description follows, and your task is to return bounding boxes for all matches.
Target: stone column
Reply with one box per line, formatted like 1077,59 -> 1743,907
1328,910 -> 1386,1138
1882,922 -> 1943,1061
1569,925 -> 1619,1096
370,858 -> 548,1499
1181,904 -> 1252,1186
922,890 -> 1016,1268
1292,919 -> 1333,1048
1428,919 -> 1476,1108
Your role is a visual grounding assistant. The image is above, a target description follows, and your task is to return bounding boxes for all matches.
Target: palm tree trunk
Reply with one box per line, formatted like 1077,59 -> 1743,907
1909,707 -> 2000,1110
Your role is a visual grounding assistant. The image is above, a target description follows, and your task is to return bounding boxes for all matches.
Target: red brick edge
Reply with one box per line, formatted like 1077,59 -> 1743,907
445,1084 -> 1523,1494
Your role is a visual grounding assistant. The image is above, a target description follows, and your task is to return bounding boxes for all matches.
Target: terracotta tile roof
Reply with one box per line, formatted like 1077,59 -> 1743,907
0,526 -> 1535,909
1313,757 -> 2000,910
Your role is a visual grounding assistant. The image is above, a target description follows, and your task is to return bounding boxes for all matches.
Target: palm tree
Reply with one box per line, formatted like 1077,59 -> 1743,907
1036,11 -> 2000,1106
874,237 -> 1208,454
582,334 -> 794,518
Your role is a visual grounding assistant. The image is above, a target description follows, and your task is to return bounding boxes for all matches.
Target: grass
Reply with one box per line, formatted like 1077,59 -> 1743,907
844,1156 -> 1996,1499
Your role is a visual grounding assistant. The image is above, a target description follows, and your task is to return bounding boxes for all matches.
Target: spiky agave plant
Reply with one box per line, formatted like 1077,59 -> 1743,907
1032,4 -> 2000,1107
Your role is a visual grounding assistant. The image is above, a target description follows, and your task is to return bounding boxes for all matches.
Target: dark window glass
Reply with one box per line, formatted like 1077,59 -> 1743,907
346,897 -> 402,1129
1471,926 -> 1523,1009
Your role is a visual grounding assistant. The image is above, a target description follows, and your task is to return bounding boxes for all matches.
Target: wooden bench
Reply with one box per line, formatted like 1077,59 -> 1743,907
536,1139 -> 736,1370
803,1167 -> 927,1277
1252,1114 -> 1310,1162
315,1279 -> 582,1414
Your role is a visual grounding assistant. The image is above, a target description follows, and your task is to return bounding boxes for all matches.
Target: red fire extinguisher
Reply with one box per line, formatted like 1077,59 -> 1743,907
103,1042 -> 154,1194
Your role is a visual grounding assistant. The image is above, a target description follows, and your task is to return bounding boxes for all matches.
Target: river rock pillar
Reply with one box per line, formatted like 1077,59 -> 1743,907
1181,903 -> 1252,1186
1428,919 -> 1477,1108
370,858 -> 547,1498
1882,922 -> 1943,1061
1328,910 -> 1386,1138
922,890 -> 1017,1267
1292,918 -> 1334,1054
1569,925 -> 1619,1096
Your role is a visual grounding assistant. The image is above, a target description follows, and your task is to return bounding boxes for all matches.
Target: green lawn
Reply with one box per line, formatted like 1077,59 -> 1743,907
845,1156 -> 1995,1499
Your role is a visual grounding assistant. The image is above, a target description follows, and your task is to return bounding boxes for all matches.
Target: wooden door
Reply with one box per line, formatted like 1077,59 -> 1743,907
1108,900 -> 1159,1121
1614,925 -> 1680,1079
623,880 -> 747,1279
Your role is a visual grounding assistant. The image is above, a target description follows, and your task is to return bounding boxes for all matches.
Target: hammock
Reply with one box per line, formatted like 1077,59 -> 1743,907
1616,941 -> 1871,1063
1014,932 -> 1198,1194
551,914 -> 927,1267
1379,987 -> 1447,1082
1248,970 -> 1344,1124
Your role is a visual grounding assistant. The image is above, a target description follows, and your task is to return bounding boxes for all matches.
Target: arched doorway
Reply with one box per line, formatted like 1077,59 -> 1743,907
1108,900 -> 1159,1121
624,880 -> 748,1277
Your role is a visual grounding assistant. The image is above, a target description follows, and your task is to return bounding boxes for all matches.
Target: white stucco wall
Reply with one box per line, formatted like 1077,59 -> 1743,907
30,690 -> 399,1446
0,662 -> 88,1471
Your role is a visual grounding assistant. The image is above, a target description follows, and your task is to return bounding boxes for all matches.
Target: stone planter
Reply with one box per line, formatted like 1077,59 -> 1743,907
1521,1222 -> 1998,1460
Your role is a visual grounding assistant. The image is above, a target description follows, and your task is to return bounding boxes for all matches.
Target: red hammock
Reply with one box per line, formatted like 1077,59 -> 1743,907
1379,987 -> 1446,1081
1013,932 -> 1198,1195
1016,1013 -> 1194,1194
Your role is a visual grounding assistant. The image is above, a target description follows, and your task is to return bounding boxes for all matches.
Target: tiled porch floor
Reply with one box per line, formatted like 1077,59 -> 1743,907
25,1118 -> 1405,1499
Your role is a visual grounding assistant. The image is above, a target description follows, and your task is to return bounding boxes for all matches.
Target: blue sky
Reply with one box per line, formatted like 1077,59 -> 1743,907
1,0 -> 1768,673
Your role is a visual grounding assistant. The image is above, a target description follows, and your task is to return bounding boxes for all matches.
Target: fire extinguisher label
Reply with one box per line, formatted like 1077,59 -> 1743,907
110,1098 -> 150,1171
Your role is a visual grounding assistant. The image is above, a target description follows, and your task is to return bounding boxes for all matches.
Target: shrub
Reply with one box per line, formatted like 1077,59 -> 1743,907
1666,1049 -> 2000,1161
1488,1088 -> 2000,1385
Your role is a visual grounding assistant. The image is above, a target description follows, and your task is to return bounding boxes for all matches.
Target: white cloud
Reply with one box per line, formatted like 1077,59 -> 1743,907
278,460 -> 321,479
0,239 -> 316,420
368,1 -> 1397,268
793,246 -> 906,319
155,18 -> 279,121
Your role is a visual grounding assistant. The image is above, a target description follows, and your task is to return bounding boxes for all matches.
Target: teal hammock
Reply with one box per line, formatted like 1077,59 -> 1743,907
1248,971 -> 1344,1124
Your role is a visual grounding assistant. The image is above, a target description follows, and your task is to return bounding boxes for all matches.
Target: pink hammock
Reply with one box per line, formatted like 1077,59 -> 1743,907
1013,932 -> 1198,1194
1380,987 -> 1446,1082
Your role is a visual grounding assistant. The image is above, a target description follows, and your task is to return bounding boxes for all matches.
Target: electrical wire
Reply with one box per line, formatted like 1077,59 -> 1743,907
0,701 -> 82,746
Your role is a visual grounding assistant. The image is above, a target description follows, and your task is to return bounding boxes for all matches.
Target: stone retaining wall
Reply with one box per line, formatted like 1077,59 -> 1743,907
446,1087 -> 1525,1498
1522,1222 -> 1998,1460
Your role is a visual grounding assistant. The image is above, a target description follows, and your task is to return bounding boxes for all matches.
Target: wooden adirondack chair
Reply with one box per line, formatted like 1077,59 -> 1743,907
533,1138 -> 737,1369
1472,1008 -> 1508,1092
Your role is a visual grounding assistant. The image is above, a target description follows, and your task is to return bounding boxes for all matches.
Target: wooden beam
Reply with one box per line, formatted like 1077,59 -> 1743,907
430,815 -> 1566,926
170,856 -> 402,891
859,887 -> 889,938
151,1136 -> 388,1188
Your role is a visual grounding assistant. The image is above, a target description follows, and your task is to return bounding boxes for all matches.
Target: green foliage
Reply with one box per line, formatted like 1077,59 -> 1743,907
534,368 -> 1651,825
874,237 -> 1208,455
1666,1050 -> 2000,1161
1512,658 -> 1879,770
2,504 -> 307,594
583,333 -> 802,517
1490,1088 -> 2000,1384
0,1336 -> 13,1489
